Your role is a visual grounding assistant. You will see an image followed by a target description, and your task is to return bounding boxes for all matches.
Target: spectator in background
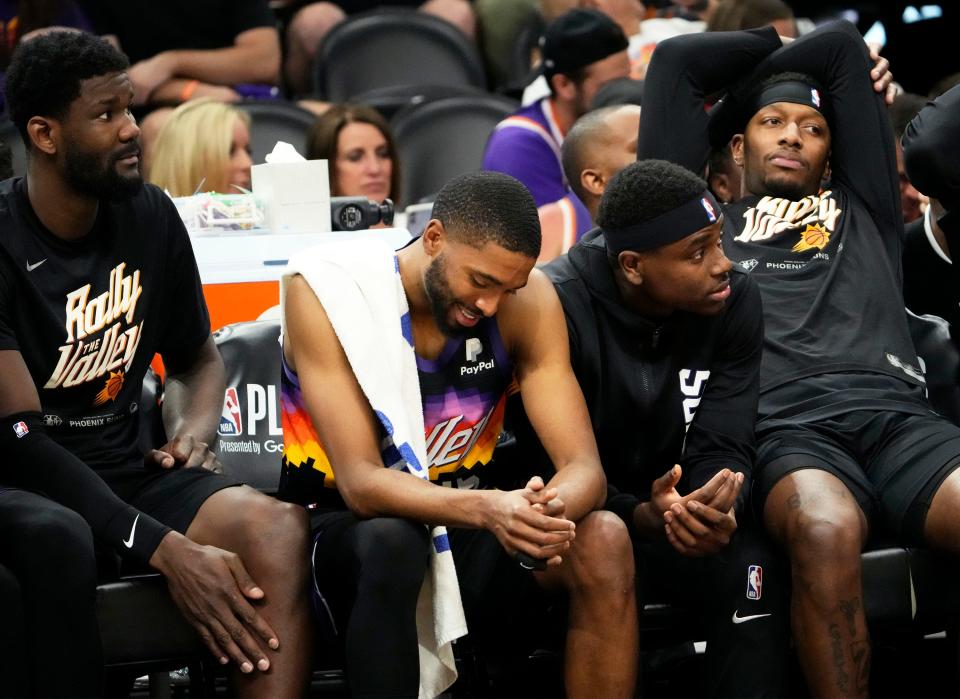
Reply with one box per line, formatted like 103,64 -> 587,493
889,91 -> 928,223
706,0 -> 796,37
284,0 -> 475,97
537,103 -> 639,263
77,0 -> 281,165
584,0 -> 703,80
561,104 -> 640,222
77,0 -> 280,108
307,103 -> 400,207
484,9 -> 629,242
147,99 -> 253,197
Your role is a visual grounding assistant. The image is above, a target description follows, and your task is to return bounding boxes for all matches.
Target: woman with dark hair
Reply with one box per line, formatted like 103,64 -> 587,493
307,103 -> 401,206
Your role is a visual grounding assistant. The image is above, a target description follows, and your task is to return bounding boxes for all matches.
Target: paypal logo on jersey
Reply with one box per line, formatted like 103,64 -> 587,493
465,338 -> 483,362
461,359 -> 495,376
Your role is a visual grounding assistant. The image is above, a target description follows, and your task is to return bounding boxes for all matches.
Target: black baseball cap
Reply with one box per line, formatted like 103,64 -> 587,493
540,9 -> 629,79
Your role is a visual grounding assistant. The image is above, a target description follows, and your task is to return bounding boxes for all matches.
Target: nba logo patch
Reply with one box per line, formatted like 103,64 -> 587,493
12,421 -> 28,439
218,387 -> 243,436
746,564 -> 763,600
810,88 -> 821,108
701,197 -> 717,222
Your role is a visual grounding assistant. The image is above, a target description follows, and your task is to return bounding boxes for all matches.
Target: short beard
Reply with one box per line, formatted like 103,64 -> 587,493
64,142 -> 142,201
759,174 -> 810,202
423,254 -> 471,338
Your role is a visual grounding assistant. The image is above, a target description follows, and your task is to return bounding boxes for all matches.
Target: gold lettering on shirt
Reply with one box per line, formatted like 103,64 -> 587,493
44,262 -> 145,396
735,191 -> 842,245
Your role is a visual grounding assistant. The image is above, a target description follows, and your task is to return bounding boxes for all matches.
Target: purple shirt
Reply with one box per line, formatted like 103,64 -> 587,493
483,98 -> 593,239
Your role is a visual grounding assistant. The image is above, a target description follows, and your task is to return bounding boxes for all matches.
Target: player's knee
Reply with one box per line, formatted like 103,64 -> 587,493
238,495 -> 310,571
356,518 -> 430,594
287,2 -> 347,54
21,506 -> 96,586
789,514 -> 862,574
566,511 -> 634,592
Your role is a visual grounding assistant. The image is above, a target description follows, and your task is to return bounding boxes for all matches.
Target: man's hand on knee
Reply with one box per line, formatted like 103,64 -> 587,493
149,531 -> 279,672
145,434 -> 222,473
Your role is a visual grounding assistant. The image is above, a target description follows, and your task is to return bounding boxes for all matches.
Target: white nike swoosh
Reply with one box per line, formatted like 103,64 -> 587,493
732,611 -> 772,624
123,514 -> 140,549
25,259 -> 47,272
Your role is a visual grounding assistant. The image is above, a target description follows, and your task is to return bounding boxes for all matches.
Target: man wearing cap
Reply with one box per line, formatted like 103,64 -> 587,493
508,158 -> 789,696
639,20 -> 960,698
482,8 -> 630,241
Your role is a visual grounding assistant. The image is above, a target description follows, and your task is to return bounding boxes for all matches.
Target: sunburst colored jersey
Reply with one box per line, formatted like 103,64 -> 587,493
0,178 -> 211,469
278,316 -> 514,508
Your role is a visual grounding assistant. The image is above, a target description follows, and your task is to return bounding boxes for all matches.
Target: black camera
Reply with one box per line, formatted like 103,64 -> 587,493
330,197 -> 395,231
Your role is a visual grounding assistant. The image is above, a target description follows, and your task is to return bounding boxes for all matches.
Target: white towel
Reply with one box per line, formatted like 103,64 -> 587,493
281,238 -> 468,698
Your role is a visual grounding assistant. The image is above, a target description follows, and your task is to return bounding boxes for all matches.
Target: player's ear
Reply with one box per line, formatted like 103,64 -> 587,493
581,167 -> 605,197
421,219 -> 446,256
27,116 -> 58,156
730,134 -> 745,167
618,250 -> 644,284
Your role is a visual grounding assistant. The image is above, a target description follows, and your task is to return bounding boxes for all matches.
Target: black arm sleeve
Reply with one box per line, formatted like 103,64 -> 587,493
638,26 -> 782,172
0,412 -> 170,563
903,83 -> 960,215
682,274 -> 763,515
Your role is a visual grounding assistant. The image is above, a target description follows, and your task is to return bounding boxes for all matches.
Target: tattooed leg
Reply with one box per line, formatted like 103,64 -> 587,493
764,469 -> 869,699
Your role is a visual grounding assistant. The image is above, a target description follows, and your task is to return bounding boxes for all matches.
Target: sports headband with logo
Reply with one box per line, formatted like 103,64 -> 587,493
604,190 -> 722,254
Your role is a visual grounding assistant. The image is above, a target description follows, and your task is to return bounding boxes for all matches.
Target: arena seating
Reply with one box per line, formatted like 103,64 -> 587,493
312,9 -> 486,101
392,93 -> 517,204
236,100 -> 320,167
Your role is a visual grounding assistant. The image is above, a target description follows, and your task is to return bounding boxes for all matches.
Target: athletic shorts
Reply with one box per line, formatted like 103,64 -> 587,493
309,509 -> 549,637
98,464 -> 241,536
753,410 -> 960,544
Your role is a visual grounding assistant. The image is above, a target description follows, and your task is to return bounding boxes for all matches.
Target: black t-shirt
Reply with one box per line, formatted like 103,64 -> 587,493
638,21 -> 931,427
903,211 -> 960,327
78,0 -> 275,65
0,179 -> 210,469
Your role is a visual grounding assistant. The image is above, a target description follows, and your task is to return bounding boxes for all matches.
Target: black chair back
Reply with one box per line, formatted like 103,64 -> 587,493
314,9 -> 485,101
392,94 -> 517,204
351,84 -> 495,122
236,100 -> 318,166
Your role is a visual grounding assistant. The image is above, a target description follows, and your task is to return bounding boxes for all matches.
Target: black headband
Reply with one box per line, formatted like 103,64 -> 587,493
604,190 -> 722,254
751,80 -> 825,115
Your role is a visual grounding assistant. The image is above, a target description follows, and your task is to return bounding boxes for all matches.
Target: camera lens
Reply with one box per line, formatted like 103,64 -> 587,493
338,204 -> 365,230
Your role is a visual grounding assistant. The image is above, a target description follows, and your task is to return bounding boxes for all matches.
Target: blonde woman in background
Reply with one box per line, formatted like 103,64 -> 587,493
148,98 -> 253,196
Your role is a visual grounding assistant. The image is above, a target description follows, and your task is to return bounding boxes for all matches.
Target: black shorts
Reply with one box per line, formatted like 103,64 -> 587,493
98,465 -> 241,536
754,409 -> 960,544
308,510 -> 548,635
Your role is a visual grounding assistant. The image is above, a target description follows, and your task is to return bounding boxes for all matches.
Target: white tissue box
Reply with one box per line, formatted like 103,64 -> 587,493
251,159 -> 331,233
